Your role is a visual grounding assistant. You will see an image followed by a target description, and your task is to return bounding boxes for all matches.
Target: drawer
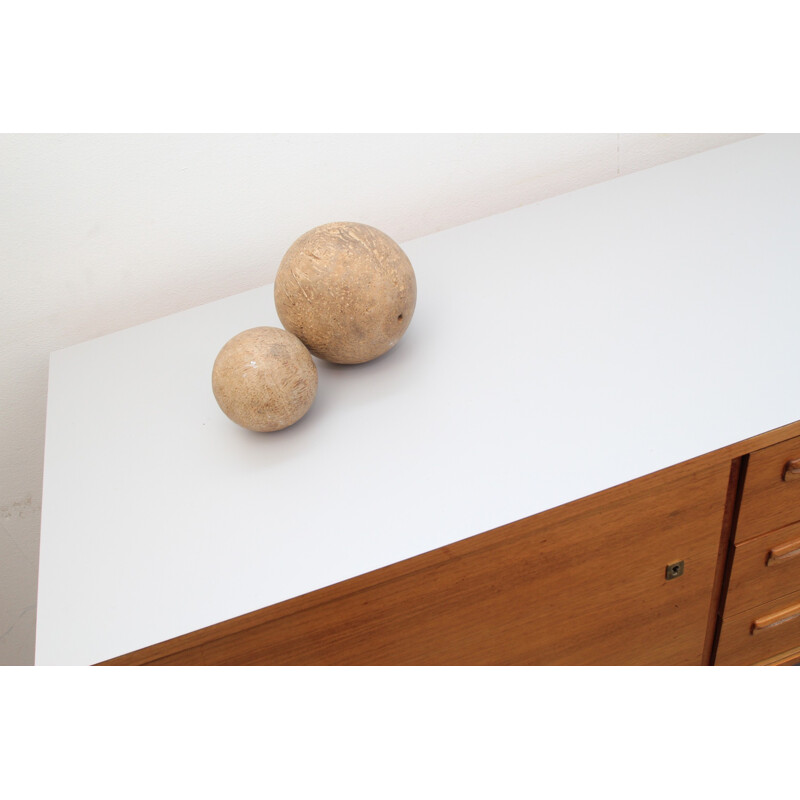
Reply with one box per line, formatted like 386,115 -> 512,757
724,521 -> 800,617
735,434 -> 800,543
756,645 -> 800,665
715,587 -> 800,665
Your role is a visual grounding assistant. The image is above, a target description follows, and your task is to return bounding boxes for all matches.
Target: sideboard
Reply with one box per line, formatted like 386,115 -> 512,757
36,134 -> 800,665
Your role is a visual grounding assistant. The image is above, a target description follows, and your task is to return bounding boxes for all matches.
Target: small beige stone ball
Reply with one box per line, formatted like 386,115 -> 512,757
212,327 -> 318,432
274,222 -> 417,364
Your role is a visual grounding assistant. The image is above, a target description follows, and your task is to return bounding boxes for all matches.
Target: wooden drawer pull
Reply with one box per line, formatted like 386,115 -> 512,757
766,536 -> 800,567
752,601 -> 800,634
782,458 -> 800,482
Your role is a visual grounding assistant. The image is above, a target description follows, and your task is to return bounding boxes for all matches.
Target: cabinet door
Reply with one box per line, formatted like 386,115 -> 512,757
102,459 -> 730,665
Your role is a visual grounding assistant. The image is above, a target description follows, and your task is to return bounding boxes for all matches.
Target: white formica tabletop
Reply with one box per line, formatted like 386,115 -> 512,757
36,134 -> 800,665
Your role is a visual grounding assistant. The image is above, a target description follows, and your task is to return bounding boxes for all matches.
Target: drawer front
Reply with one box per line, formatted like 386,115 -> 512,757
735,434 -> 800,543
724,521 -> 800,617
715,587 -> 800,665
756,645 -> 800,665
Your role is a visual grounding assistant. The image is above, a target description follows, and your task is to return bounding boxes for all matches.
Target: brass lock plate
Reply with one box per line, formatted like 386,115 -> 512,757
666,560 -> 684,580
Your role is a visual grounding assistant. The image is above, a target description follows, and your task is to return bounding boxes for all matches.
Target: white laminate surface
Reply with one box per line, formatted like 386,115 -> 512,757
36,134 -> 800,665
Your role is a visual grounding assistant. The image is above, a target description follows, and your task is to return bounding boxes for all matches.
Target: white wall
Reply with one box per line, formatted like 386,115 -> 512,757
0,132 -> 756,664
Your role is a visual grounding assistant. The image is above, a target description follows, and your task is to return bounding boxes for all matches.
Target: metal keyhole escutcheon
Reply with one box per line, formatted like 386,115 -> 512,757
666,560 -> 685,580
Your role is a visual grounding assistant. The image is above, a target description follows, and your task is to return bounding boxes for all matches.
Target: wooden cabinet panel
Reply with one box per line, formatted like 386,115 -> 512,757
715,588 -> 800,665
723,521 -> 800,618
101,460 -> 729,666
736,434 -> 800,543
756,644 -> 800,665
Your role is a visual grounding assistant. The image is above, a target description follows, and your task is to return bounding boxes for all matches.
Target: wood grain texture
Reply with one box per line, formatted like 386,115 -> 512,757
724,521 -> 800,617
766,533 -> 800,566
756,644 -> 800,665
736,433 -> 800,543
782,458 -> 800,482
100,458 -> 730,666
716,587 -> 800,665
752,600 -> 800,632
703,457 -> 745,665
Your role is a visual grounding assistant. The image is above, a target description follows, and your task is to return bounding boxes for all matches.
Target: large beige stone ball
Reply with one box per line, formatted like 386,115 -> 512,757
212,327 -> 317,432
274,222 -> 417,364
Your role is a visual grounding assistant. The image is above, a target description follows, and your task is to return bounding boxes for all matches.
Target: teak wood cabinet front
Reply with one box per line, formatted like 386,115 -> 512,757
101,421 -> 800,666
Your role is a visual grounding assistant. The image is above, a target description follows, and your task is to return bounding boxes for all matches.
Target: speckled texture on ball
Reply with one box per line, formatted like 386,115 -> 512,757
212,327 -> 318,432
274,222 -> 417,364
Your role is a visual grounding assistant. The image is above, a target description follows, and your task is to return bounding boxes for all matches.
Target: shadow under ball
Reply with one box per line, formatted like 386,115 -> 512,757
274,222 -> 417,364
212,327 -> 318,432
